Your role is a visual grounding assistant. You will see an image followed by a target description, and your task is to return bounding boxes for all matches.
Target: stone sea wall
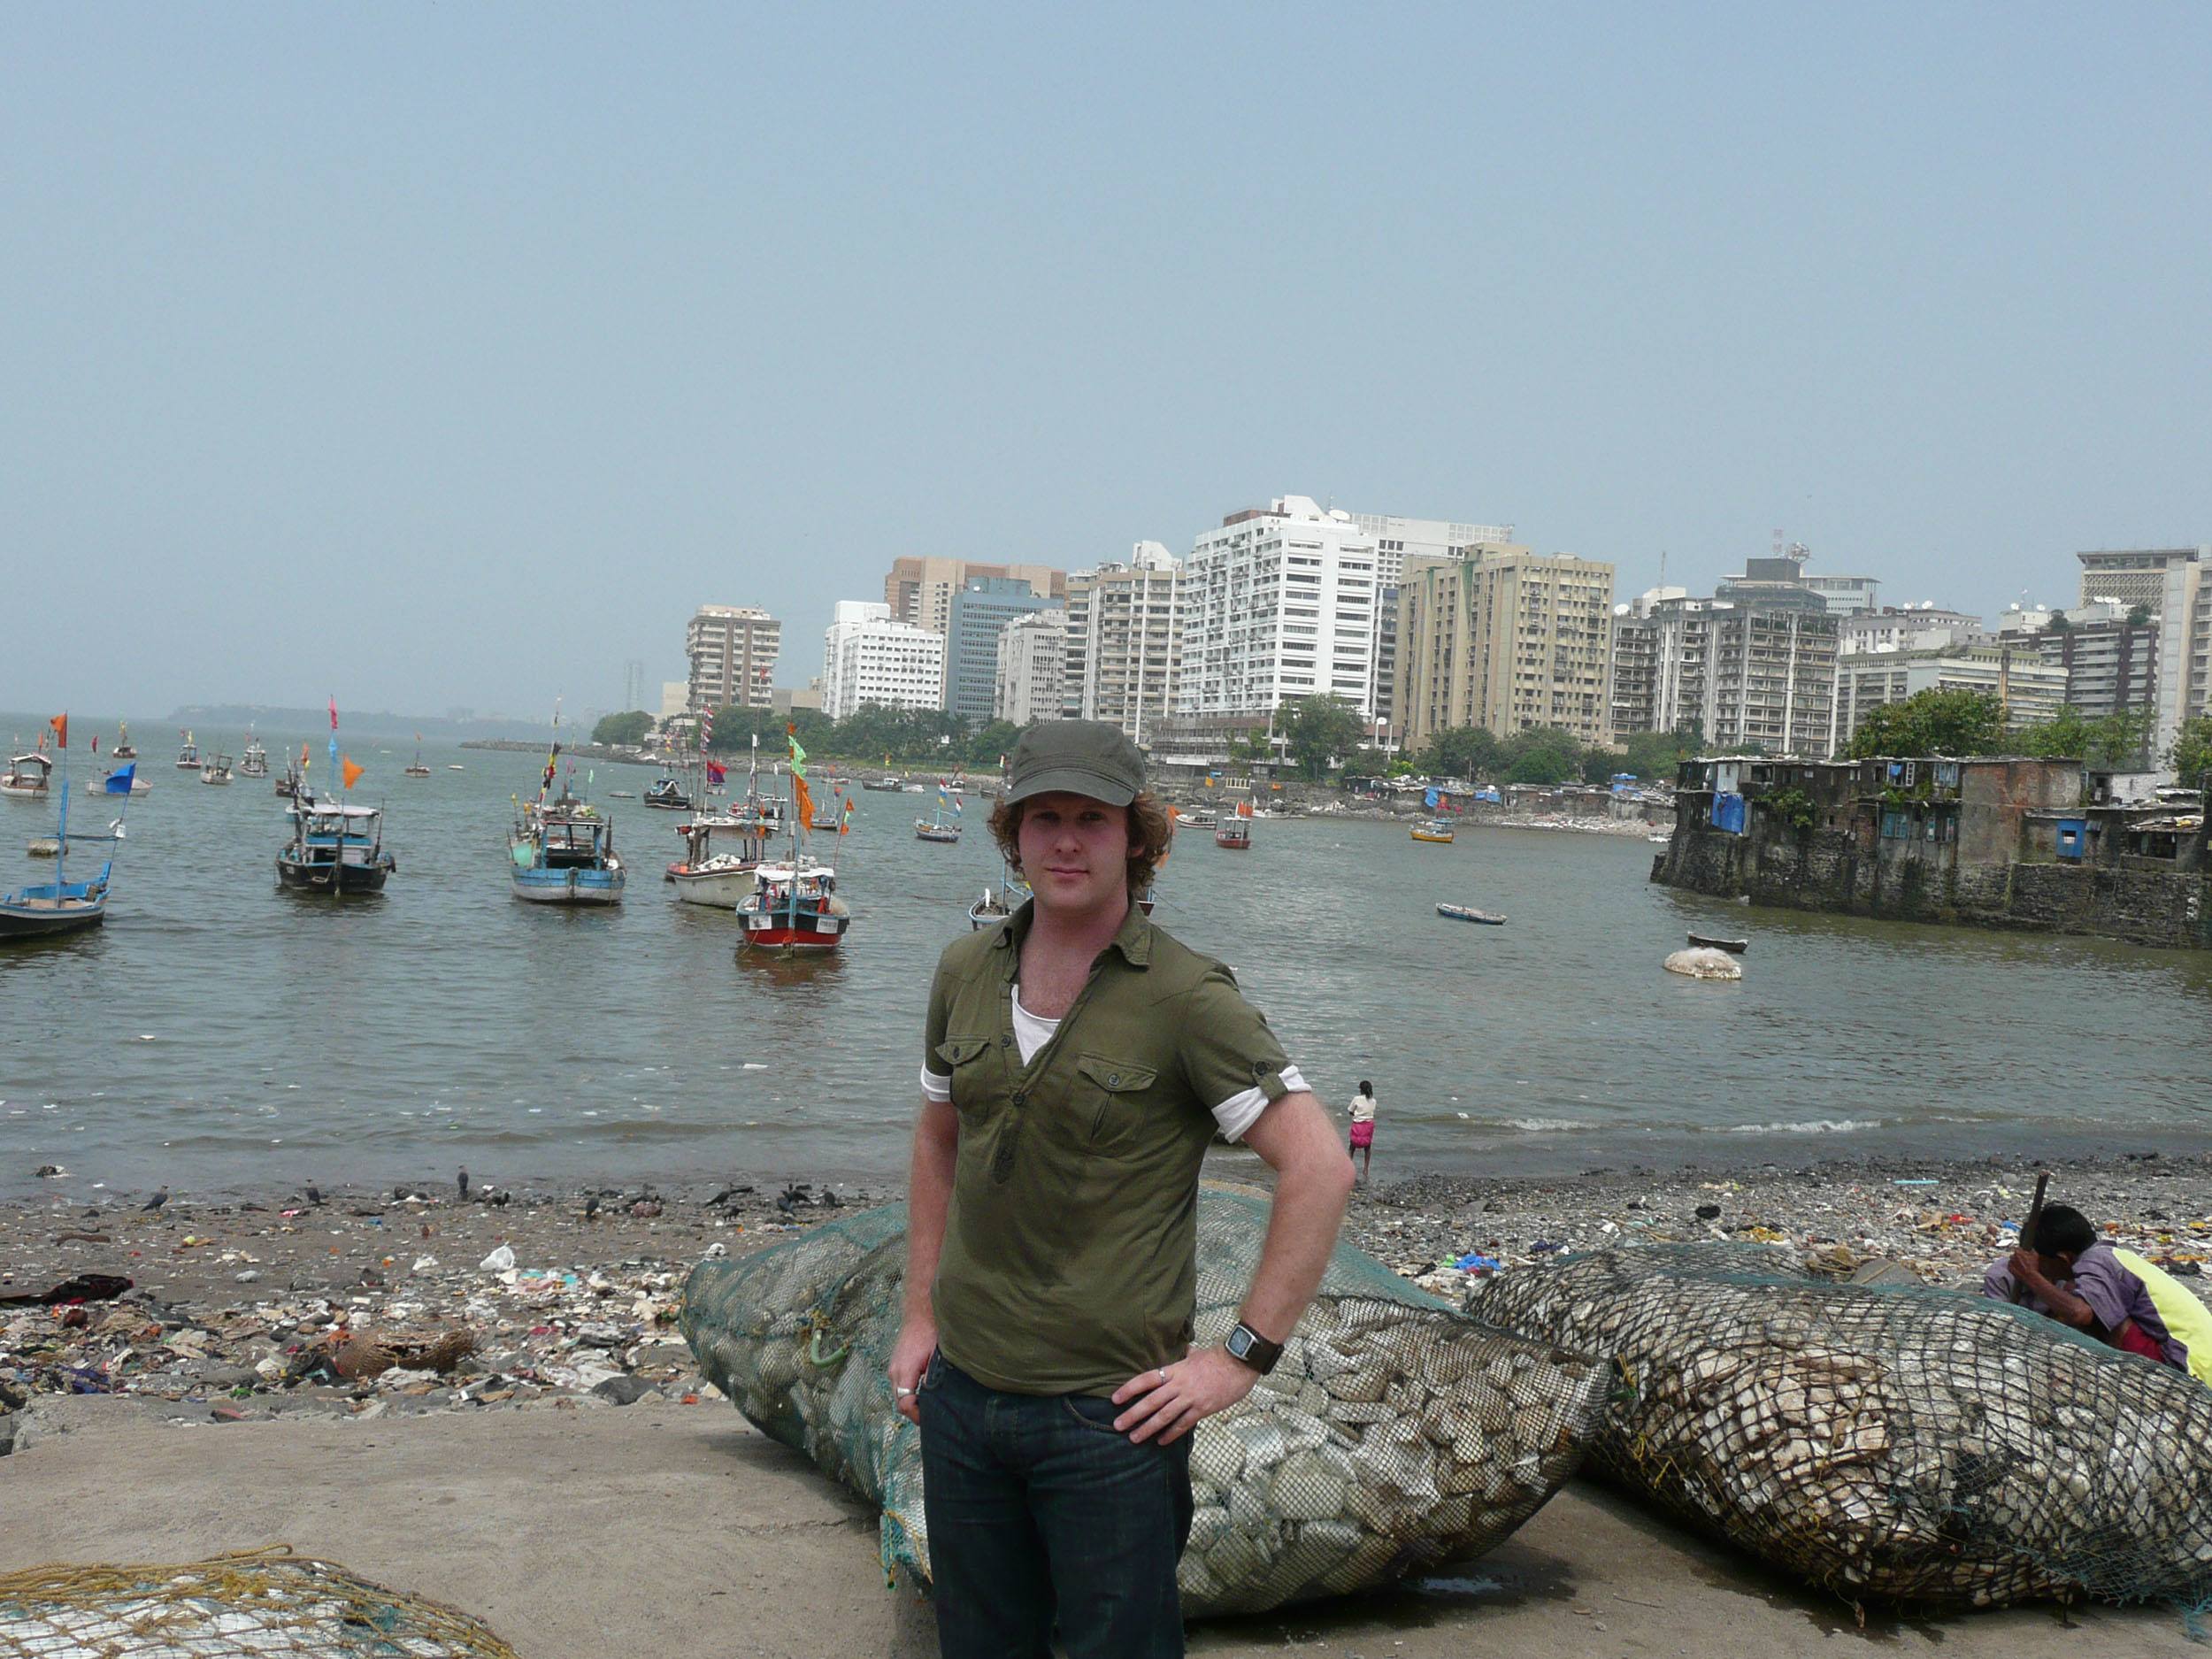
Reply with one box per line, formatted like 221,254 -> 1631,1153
1655,827 -> 2212,949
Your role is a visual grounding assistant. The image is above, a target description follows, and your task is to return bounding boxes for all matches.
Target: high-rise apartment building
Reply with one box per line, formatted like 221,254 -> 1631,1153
2076,548 -> 2206,764
1830,642 -> 2069,755
685,605 -> 780,714
1996,601 -> 2159,725
821,601 -> 945,718
1395,547 -> 1617,749
1838,605 -> 1985,657
995,610 -> 1068,726
884,557 -> 1065,637
943,578 -> 1060,726
1179,498 -> 1378,718
1348,513 -> 1515,587
1608,595 -> 1838,755
1065,542 -> 1184,741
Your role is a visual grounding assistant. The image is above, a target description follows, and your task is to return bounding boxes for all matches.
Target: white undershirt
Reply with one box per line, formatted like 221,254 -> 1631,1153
920,984 -> 1304,1142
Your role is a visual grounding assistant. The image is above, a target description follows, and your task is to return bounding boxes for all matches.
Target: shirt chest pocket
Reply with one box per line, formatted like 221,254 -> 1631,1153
934,1035 -> 997,1116
1073,1052 -> 1160,1147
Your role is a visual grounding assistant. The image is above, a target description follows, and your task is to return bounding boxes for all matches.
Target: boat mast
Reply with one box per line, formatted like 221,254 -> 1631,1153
53,718 -> 67,895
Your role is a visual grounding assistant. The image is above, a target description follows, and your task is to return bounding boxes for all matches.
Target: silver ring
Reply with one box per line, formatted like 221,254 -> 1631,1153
895,1386 -> 915,1396
1156,1368 -> 1169,1385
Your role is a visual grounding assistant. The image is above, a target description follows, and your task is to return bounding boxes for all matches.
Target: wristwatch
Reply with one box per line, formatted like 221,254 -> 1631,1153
1225,1321 -> 1283,1376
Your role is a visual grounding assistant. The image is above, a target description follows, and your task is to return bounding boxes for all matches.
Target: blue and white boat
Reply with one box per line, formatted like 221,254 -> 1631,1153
510,788 -> 624,905
2,724 -> 131,941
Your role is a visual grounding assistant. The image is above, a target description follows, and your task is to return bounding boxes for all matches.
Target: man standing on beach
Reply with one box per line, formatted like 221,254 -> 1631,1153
888,721 -> 1356,1659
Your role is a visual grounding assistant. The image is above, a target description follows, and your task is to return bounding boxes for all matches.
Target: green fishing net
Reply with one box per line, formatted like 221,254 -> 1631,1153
681,1187 -> 1607,1616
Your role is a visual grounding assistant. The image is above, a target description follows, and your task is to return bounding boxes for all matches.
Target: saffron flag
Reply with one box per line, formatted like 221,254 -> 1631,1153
840,793 -> 853,835
342,756 -> 365,790
104,763 -> 136,795
48,713 -> 66,749
793,771 -> 815,829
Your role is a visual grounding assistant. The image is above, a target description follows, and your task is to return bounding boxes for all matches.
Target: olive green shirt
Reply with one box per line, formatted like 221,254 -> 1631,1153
922,899 -> 1294,1396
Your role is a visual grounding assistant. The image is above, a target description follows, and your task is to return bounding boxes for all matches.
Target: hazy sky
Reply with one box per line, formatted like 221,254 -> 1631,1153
7,4 -> 2209,718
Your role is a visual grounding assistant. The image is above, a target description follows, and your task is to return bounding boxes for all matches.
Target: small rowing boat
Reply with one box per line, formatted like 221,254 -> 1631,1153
1437,903 -> 1505,926
1686,932 -> 1747,953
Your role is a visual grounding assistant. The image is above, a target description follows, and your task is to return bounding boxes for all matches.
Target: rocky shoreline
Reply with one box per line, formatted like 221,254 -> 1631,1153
4,1149 -> 2203,1447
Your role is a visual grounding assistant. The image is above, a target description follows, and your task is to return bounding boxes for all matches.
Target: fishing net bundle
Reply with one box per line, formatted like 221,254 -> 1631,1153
680,1187 -> 1607,1617
0,1548 -> 520,1659
1468,1243 -> 2212,1611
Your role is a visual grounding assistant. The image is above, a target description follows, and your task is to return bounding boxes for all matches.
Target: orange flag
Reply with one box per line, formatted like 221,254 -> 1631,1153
48,713 -> 66,749
342,755 -> 365,790
793,771 -> 815,828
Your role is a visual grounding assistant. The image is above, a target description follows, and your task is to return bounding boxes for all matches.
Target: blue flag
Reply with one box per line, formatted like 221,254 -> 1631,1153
328,736 -> 339,768
104,764 -> 136,795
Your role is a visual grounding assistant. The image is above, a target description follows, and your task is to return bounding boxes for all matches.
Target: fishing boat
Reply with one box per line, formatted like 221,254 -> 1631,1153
1,749 -> 53,800
240,736 -> 269,779
277,795 -> 396,894
643,776 -> 692,810
1437,903 -> 1505,926
915,780 -> 963,844
1409,818 -> 1455,844
274,765 -> 301,799
200,753 -> 234,786
1686,932 -> 1748,954
608,789 -> 637,800
111,723 -> 136,760
1214,803 -> 1252,850
967,885 -> 1011,930
667,810 -> 778,907
87,767 -> 150,795
174,731 -> 200,769
736,861 -> 850,953
1647,832 -> 1671,845
2,723 -> 129,941
446,764 -> 465,772
403,734 -> 432,778
509,787 -> 624,905
860,776 -> 903,793
1174,808 -> 1216,829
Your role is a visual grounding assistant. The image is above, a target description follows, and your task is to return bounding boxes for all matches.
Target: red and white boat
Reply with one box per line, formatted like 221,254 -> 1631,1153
1214,801 -> 1252,849
736,862 -> 850,953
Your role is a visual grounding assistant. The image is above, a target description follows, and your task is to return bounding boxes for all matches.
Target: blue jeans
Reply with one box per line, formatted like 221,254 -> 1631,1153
918,1353 -> 1194,1659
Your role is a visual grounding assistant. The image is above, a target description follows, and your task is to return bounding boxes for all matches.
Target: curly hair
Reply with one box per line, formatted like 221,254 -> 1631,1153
987,790 -> 1175,899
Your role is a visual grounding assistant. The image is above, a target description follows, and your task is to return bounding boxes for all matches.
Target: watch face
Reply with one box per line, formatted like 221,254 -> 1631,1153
1227,1326 -> 1252,1359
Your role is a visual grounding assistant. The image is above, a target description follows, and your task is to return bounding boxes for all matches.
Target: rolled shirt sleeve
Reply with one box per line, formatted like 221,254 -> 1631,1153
1176,965 -> 1304,1142
919,961 -> 953,1102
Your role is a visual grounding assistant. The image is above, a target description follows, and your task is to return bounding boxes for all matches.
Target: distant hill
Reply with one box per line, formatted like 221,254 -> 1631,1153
169,704 -> 565,741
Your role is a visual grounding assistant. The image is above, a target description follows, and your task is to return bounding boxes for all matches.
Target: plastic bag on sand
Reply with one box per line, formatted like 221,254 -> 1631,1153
478,1244 -> 515,1272
1470,1243 -> 2212,1610
681,1187 -> 1606,1617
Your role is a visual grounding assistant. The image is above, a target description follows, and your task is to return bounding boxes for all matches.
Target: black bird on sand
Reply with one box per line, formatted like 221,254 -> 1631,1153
583,1194 -> 601,1221
304,1181 -> 323,1207
457,1167 -> 471,1200
142,1187 -> 169,1212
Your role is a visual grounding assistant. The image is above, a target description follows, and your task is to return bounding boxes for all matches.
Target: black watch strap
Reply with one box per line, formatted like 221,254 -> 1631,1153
1226,1320 -> 1283,1375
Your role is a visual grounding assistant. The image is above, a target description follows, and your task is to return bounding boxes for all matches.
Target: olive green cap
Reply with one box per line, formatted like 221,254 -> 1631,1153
1004,720 -> 1146,807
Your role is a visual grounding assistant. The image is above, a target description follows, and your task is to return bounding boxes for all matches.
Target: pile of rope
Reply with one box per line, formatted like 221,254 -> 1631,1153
0,1547 -> 519,1659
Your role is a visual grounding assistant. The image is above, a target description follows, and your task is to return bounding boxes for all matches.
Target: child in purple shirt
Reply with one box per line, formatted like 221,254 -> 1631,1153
1981,1203 -> 2185,1371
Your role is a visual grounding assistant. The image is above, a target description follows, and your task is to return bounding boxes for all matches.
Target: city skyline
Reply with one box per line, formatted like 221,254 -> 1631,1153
8,8 -> 2210,716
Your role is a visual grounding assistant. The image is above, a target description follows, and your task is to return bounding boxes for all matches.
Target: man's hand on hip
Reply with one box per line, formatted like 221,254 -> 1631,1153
1109,1346 -> 1258,1445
